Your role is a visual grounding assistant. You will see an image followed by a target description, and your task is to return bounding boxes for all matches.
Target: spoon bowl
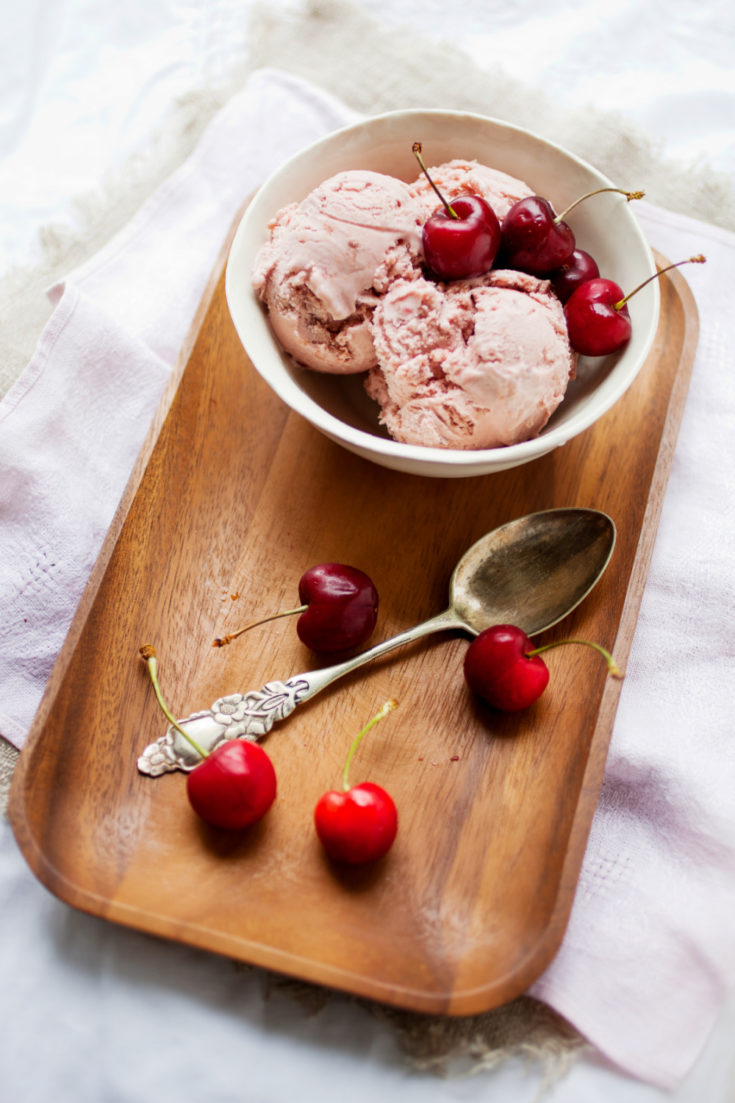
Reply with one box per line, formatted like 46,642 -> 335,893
138,508 -> 616,775
450,507 -> 616,636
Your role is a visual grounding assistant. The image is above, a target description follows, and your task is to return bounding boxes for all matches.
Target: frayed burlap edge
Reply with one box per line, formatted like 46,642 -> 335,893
3,0 -> 735,402
0,85 -> 242,401
376,995 -> 588,1085
2,715 -> 589,1091
248,0 -> 735,237
265,974 -> 588,1092
2,724 -> 587,1091
0,738 -> 15,821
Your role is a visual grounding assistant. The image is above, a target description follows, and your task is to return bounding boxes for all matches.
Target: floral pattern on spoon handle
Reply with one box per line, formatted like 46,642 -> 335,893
137,612 -> 459,776
137,678 -> 310,776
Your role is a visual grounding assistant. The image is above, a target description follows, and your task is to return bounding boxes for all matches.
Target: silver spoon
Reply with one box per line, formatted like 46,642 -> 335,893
138,507 -> 615,776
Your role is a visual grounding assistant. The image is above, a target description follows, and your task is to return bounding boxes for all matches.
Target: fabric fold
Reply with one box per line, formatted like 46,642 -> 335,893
0,284 -> 171,742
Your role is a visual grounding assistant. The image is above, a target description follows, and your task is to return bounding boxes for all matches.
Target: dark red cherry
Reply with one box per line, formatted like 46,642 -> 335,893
413,141 -> 500,280
550,248 -> 600,303
501,187 -> 644,277
500,196 -> 575,276
422,195 -> 501,280
213,563 -> 378,653
297,563 -> 378,652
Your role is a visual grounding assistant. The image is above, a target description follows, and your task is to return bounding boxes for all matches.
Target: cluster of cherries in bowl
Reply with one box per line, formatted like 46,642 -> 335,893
413,142 -> 704,356
140,560 -> 619,866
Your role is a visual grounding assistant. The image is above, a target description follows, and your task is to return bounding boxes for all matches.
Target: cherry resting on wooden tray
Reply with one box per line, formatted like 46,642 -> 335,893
140,645 -> 276,829
564,255 -> 706,356
413,142 -> 501,280
213,563 -> 379,653
463,625 -> 621,712
500,187 -> 644,277
314,700 -> 399,864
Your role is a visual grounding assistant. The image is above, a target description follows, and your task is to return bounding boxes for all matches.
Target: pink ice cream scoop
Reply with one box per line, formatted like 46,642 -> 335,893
365,269 -> 576,450
410,158 -> 534,223
252,170 -> 424,374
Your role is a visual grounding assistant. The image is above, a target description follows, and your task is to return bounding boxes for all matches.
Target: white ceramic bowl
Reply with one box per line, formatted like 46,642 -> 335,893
225,110 -> 659,478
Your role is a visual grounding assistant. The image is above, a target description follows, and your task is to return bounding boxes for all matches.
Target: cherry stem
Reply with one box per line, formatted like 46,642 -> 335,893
555,187 -> 645,224
412,141 -> 459,220
526,638 -> 623,678
613,255 -> 706,310
213,606 -> 308,647
139,644 -> 209,759
342,698 -> 398,791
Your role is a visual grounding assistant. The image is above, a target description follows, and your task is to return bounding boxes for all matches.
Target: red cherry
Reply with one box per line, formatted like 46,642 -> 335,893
422,195 -> 501,280
463,626 -> 623,712
139,645 -> 277,831
564,277 -> 632,356
413,142 -> 500,280
550,248 -> 600,303
315,781 -> 398,864
463,625 -> 549,711
314,699 -> 398,864
297,563 -> 378,652
186,739 -> 276,830
501,187 -> 644,277
213,563 -> 378,653
565,255 -> 707,356
500,196 -> 576,276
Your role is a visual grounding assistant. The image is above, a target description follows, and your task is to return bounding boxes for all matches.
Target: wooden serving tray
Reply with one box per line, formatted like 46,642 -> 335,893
10,247 -> 698,1016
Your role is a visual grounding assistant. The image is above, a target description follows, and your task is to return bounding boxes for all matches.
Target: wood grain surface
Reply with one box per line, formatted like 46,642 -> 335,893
10,249 -> 699,1016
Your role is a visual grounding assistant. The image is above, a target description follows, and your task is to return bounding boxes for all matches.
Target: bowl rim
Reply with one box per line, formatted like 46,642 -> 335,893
226,108 -> 660,470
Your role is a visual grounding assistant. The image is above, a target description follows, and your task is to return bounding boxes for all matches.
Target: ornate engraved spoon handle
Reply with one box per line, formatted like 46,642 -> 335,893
137,610 -> 461,776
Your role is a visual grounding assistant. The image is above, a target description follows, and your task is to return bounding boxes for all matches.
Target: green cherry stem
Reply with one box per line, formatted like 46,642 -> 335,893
412,142 -> 459,220
213,605 -> 308,647
555,187 -> 645,224
139,644 -> 209,759
526,638 -> 623,678
342,698 -> 398,791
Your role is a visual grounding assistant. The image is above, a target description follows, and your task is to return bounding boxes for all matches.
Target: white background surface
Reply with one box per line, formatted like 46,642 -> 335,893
2,2 -> 735,1101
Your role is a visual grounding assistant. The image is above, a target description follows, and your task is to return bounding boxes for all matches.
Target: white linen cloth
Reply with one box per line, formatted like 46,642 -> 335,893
1,68 -> 734,1091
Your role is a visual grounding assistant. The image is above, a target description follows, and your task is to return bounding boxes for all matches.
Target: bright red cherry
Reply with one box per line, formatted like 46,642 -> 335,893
314,700 -> 398,864
315,782 -> 398,864
139,645 -> 277,831
186,739 -> 276,830
564,277 -> 632,356
463,626 -> 622,712
550,248 -> 600,303
565,255 -> 707,357
464,625 -> 549,711
413,142 -> 500,280
213,563 -> 378,653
